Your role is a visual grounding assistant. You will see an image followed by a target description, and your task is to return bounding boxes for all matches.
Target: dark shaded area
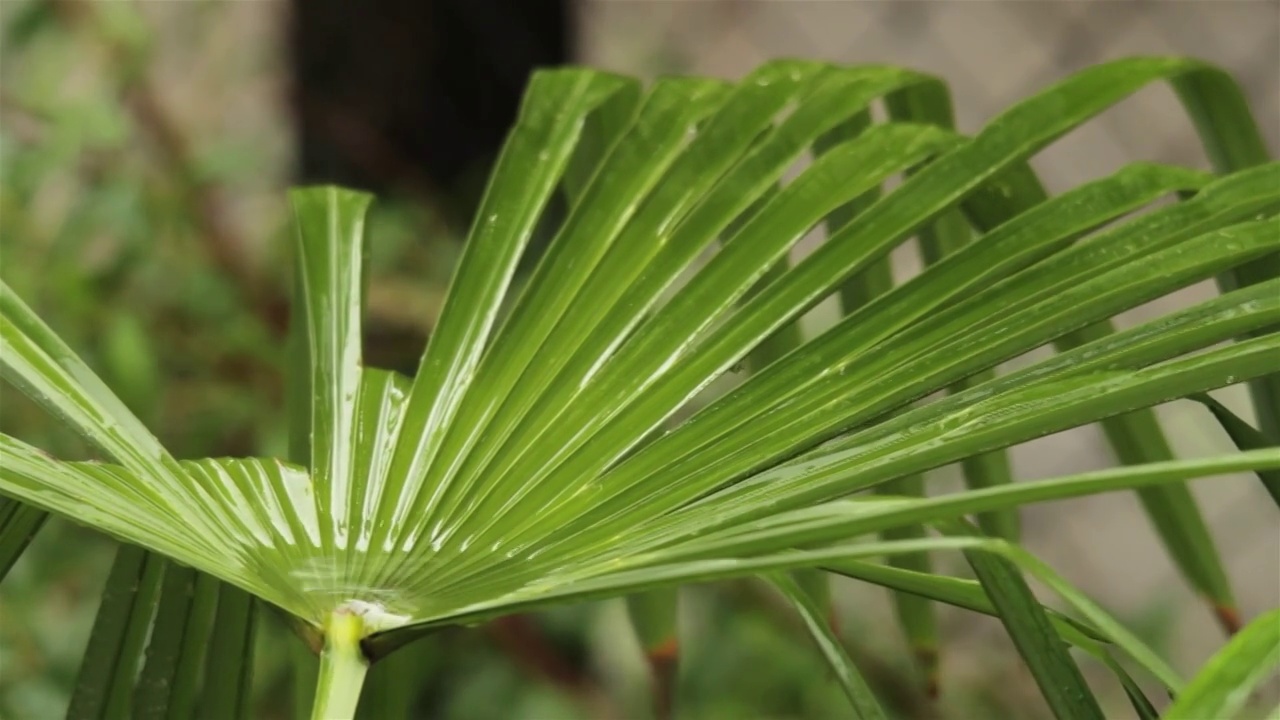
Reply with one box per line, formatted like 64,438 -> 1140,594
289,0 -> 571,223
290,0 -> 573,377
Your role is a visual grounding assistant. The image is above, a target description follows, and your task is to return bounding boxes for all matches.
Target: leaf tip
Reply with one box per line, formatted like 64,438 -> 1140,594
1213,604 -> 1242,635
914,646 -> 940,700
645,637 -> 679,720
647,636 -> 679,662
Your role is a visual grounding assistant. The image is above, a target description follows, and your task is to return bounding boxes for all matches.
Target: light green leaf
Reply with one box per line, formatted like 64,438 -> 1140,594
544,275 -> 1280,563
421,65 -> 945,554
287,187 -> 374,559
1165,608 -> 1280,719
655,450 -> 1280,567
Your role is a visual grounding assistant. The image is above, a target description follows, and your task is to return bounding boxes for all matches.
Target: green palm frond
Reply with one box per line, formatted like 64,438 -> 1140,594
2,57 -> 1278,718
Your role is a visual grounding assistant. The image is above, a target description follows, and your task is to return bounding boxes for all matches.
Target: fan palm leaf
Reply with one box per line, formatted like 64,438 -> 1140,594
2,57 -> 1278,718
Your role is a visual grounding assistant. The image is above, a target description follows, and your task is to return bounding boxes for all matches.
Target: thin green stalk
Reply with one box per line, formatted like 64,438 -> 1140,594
312,610 -> 371,720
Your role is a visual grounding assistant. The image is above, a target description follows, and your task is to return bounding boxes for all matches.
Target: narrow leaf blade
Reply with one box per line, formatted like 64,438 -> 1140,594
770,573 -> 889,720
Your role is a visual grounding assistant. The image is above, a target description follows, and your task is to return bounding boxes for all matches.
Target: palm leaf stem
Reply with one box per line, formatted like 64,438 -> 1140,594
311,609 -> 371,720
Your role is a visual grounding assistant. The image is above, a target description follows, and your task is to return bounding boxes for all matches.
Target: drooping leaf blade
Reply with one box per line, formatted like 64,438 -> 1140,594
954,533 -> 1104,720
770,573 -> 889,720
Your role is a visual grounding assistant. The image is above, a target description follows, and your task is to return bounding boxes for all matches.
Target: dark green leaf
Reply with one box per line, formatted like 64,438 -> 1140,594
1193,392 -> 1280,507
133,566 -> 213,720
0,496 -> 45,580
200,586 -> 258,720
944,521 -> 1103,720
68,545 -> 165,720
